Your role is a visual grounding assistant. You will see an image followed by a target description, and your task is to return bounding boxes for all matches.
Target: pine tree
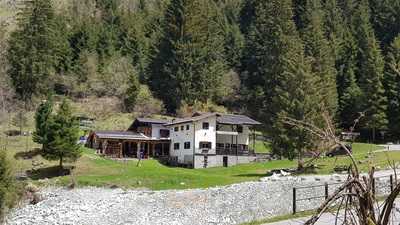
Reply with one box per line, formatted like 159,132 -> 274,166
0,150 -> 17,222
301,0 -> 338,114
241,0 -> 322,169
384,36 -> 400,139
149,0 -> 227,112
42,99 -> 81,169
33,95 -> 53,146
218,0 -> 245,68
323,1 -> 363,129
7,0 -> 59,101
353,0 -> 388,141
124,70 -> 141,112
369,0 -> 400,48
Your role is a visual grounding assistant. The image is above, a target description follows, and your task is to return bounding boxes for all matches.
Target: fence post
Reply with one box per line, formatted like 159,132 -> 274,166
324,183 -> 329,200
390,175 -> 394,192
293,187 -> 296,214
372,178 -> 376,196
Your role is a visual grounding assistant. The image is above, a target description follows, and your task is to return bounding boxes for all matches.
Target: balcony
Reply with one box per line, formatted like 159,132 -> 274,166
216,145 -> 255,156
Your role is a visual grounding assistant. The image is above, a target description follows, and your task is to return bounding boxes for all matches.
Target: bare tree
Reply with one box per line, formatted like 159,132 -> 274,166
283,112 -> 400,225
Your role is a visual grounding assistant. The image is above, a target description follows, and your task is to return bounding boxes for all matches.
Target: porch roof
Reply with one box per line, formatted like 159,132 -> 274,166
217,114 -> 261,125
94,131 -> 150,140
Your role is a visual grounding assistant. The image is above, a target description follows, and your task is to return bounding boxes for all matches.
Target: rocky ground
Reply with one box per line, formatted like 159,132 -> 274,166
6,170 -> 396,225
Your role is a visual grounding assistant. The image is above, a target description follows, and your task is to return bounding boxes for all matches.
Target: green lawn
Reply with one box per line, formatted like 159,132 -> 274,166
3,131 -> 398,191
254,140 -> 272,153
54,143 -> 393,190
55,148 -> 296,190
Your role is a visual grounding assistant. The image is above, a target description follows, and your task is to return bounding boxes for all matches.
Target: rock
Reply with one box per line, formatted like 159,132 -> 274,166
6,169 -> 397,225
280,170 -> 291,176
30,192 -> 43,205
109,184 -> 119,189
25,183 -> 39,193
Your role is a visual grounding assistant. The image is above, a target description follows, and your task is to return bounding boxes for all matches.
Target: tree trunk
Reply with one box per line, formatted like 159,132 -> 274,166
372,127 -> 376,143
297,151 -> 304,171
59,156 -> 63,170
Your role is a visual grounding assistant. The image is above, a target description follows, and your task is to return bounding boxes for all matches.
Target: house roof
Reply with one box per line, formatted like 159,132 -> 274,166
165,113 -> 261,126
135,118 -> 171,124
217,114 -> 261,125
165,113 -> 218,126
93,131 -> 149,140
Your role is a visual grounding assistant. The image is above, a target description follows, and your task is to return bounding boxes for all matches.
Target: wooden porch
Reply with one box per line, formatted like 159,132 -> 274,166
98,139 -> 170,159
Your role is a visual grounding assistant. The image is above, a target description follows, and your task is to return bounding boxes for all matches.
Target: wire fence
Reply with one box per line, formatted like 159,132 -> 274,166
292,173 -> 399,214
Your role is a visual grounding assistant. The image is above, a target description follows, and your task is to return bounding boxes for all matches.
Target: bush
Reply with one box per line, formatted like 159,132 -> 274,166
133,85 -> 165,117
73,96 -> 124,118
177,101 -> 227,117
0,151 -> 20,222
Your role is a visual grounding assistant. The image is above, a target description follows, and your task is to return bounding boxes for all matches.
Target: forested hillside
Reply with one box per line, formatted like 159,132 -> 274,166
0,0 -> 399,157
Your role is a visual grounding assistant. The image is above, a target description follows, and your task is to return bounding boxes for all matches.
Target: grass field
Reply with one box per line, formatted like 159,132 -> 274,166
254,140 -> 272,153
4,133 -> 397,190
1,110 -> 398,190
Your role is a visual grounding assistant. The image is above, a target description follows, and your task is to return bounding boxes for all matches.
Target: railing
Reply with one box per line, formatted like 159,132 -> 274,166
292,174 -> 399,214
216,147 -> 255,156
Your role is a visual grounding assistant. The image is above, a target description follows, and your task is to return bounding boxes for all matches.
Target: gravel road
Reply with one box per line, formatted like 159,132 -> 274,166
5,170 -> 396,225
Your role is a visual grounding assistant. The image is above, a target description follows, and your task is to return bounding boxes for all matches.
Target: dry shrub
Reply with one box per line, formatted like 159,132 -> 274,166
177,101 -> 227,118
284,112 -> 400,225
133,85 -> 165,117
73,96 -> 123,119
0,151 -> 22,223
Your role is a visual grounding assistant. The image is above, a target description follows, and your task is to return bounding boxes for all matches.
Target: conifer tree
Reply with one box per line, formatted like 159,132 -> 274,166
369,0 -> 400,48
42,99 -> 81,169
353,0 -> 388,141
124,70 -> 141,112
149,0 -> 227,112
241,0 -> 322,169
7,0 -> 61,101
33,95 -> 53,146
384,36 -> 400,139
218,0 -> 245,68
301,0 -> 338,114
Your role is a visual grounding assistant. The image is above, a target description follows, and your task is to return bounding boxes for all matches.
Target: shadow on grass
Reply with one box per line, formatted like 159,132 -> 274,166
27,166 -> 73,180
14,148 -> 42,160
234,173 -> 266,178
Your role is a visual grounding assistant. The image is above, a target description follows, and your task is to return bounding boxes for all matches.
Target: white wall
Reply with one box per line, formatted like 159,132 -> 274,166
151,124 -> 168,139
194,115 -> 217,155
169,121 -> 195,164
169,115 -> 218,165
216,124 -> 251,145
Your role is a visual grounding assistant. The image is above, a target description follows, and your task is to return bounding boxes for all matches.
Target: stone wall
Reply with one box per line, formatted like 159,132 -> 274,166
193,155 -> 257,169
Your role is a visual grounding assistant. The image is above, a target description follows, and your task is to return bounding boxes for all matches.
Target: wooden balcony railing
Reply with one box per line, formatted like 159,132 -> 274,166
216,147 -> 255,156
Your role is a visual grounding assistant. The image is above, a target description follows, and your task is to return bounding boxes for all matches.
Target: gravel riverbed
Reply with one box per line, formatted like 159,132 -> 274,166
6,170 -> 395,225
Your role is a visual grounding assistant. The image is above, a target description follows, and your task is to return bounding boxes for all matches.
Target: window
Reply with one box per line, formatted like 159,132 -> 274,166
174,127 -> 179,132
186,124 -> 190,130
202,122 -> 209,130
184,142 -> 191,149
174,143 -> 180,150
160,129 -> 170,138
199,142 -> 211,149
237,125 -> 243,133
181,125 -> 184,131
217,143 -> 225,149
225,143 -> 231,149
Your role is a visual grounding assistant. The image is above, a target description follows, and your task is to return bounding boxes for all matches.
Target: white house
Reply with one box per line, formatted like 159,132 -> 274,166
88,113 -> 261,169
165,112 -> 261,168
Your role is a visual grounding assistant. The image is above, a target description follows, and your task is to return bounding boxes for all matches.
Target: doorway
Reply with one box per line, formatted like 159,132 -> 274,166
223,156 -> 228,167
